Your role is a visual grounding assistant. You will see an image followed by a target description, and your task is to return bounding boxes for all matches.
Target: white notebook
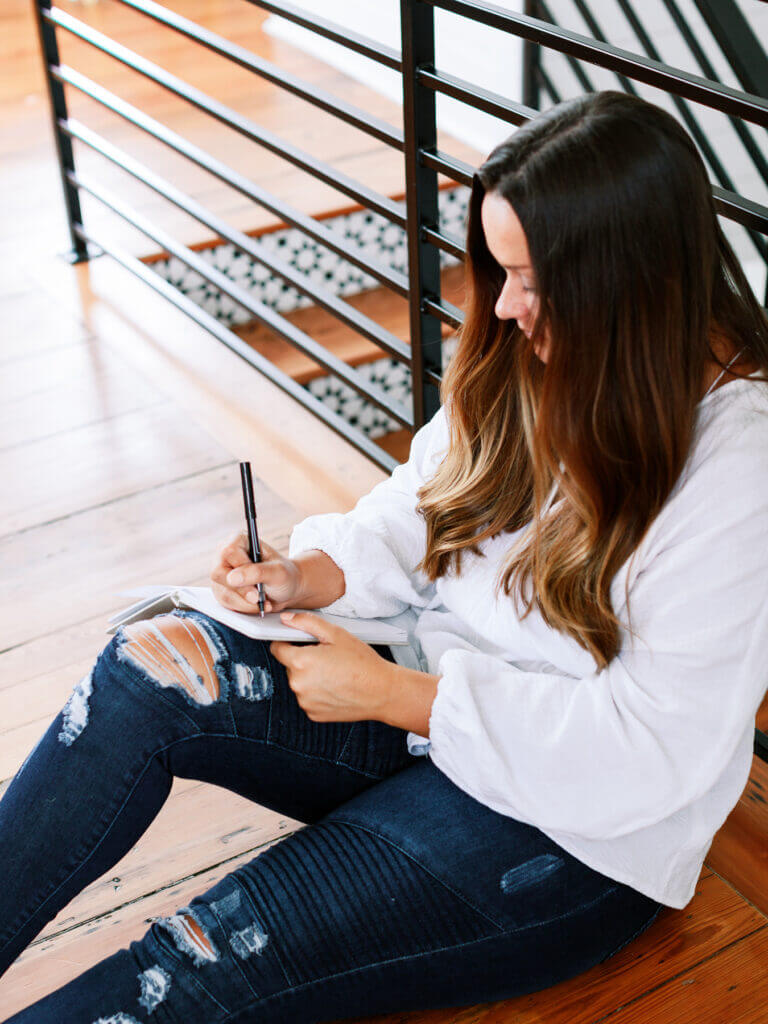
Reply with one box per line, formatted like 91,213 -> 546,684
107,585 -> 409,646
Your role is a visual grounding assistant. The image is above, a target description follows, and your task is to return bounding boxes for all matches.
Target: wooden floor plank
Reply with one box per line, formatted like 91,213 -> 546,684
0,464 -> 296,651
30,253 -> 391,520
706,757 -> 768,918
591,925 -> 768,1024
0,341 -> 163,450
2,287 -> 94,363
0,402 -> 232,536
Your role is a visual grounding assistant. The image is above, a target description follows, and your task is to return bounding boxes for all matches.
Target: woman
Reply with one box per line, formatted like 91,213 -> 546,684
1,89 -> 767,1021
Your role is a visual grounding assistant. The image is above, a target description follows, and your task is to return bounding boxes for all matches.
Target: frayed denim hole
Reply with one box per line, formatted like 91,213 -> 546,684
155,905 -> 220,967
137,963 -> 172,1013
114,618 -> 230,707
58,666 -> 94,746
208,879 -> 270,963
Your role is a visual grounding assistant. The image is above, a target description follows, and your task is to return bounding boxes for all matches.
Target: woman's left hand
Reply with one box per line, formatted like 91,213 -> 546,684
269,611 -> 395,723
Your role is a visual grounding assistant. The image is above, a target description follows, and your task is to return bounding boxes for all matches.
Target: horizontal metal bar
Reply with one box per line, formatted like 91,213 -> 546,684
47,7 -> 407,228
71,224 -> 400,473
112,0 -> 403,150
417,67 -> 536,126
62,118 -> 412,364
422,147 -> 767,239
67,170 -> 414,430
422,225 -> 465,261
424,0 -> 768,126
712,187 -> 768,236
53,65 -> 409,298
241,0 -> 401,72
420,148 -> 474,188
422,295 -> 464,330
425,366 -> 443,388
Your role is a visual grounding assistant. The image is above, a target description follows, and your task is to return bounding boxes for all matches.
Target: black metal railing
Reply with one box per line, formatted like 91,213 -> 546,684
526,0 -> 768,293
33,0 -> 768,759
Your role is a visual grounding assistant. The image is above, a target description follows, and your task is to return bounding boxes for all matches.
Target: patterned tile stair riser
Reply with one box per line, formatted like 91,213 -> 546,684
145,186 -> 469,440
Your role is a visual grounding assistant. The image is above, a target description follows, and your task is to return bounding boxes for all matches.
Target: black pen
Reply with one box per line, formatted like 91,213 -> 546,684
239,462 -> 266,617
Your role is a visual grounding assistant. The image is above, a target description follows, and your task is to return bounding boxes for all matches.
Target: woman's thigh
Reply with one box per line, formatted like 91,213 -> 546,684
113,608 -> 417,823
6,759 -> 663,1023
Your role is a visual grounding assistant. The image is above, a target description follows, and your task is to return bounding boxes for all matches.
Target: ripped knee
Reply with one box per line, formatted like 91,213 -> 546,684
116,614 -> 223,704
113,612 -> 273,706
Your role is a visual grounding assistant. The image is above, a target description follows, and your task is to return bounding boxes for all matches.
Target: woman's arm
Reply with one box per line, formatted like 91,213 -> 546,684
422,428 -> 768,840
288,404 -> 450,620
293,549 -> 346,609
379,664 -> 442,737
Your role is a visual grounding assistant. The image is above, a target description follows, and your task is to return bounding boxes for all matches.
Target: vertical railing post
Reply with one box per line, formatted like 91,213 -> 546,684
400,0 -> 443,431
31,0 -> 90,262
522,0 -> 541,110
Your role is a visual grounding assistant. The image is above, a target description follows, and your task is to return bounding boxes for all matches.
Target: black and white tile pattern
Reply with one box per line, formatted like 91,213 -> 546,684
148,186 -> 469,440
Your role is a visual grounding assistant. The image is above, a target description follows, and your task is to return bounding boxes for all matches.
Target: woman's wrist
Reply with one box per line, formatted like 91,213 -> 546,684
379,661 -> 441,737
292,549 -> 346,609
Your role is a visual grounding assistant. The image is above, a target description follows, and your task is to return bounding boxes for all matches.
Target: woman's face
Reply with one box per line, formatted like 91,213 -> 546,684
480,191 -> 550,363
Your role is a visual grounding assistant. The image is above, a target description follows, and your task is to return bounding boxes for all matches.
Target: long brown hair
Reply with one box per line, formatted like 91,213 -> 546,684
415,90 -> 768,670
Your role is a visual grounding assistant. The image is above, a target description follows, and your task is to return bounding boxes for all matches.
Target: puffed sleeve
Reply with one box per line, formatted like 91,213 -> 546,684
288,404 -> 450,618
427,427 -> 768,841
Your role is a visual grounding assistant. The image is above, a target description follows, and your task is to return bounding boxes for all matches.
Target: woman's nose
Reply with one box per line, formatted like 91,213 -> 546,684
495,281 -> 530,321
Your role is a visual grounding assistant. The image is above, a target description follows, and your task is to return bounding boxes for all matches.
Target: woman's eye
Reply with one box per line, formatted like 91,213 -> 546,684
522,286 -> 537,294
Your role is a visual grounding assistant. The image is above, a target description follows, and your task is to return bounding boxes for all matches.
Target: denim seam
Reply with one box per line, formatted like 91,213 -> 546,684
323,818 -> 507,933
264,737 -> 385,780
206,880 -> 261,1001
335,724 -> 355,766
231,875 -> 296,990
597,901 -> 664,964
218,903 -> 625,1024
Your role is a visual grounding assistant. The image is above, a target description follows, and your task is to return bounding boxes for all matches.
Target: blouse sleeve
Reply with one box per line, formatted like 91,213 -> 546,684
288,404 -> 450,619
427,432 -> 768,841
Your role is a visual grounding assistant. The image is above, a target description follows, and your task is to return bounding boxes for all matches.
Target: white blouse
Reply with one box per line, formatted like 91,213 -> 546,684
288,370 -> 768,908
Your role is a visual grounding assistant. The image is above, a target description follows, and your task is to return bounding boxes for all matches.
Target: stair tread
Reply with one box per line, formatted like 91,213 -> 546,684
233,263 -> 465,384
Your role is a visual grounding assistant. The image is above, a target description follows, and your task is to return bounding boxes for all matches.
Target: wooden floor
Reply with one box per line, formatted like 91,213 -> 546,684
2,0 -> 768,1020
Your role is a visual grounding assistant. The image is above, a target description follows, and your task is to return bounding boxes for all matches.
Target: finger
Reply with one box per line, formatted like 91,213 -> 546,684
279,610 -> 338,644
269,640 -> 294,666
225,563 -> 265,588
211,583 -> 260,614
224,544 -> 252,569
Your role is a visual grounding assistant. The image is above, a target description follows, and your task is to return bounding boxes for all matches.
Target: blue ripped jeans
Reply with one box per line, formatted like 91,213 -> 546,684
0,610 -> 663,1022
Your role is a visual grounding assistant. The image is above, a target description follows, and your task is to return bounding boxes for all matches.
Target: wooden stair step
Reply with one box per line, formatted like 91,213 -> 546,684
232,262 -> 465,385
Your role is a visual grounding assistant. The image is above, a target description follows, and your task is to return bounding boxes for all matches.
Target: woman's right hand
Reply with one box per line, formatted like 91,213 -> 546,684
210,531 -> 305,614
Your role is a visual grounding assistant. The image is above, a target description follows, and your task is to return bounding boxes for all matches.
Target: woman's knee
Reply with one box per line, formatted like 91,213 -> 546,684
110,610 -> 274,707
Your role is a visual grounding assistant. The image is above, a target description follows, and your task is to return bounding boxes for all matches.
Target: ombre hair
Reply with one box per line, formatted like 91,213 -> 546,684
414,90 -> 768,670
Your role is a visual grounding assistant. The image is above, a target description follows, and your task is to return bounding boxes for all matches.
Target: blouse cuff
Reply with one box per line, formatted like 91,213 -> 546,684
288,518 -> 363,618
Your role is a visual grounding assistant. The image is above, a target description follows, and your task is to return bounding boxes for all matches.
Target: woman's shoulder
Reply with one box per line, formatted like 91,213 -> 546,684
692,371 -> 768,466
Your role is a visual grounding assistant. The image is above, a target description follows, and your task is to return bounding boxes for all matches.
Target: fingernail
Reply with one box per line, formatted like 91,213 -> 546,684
281,612 -> 295,620
228,571 -> 243,584
246,591 -> 259,603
